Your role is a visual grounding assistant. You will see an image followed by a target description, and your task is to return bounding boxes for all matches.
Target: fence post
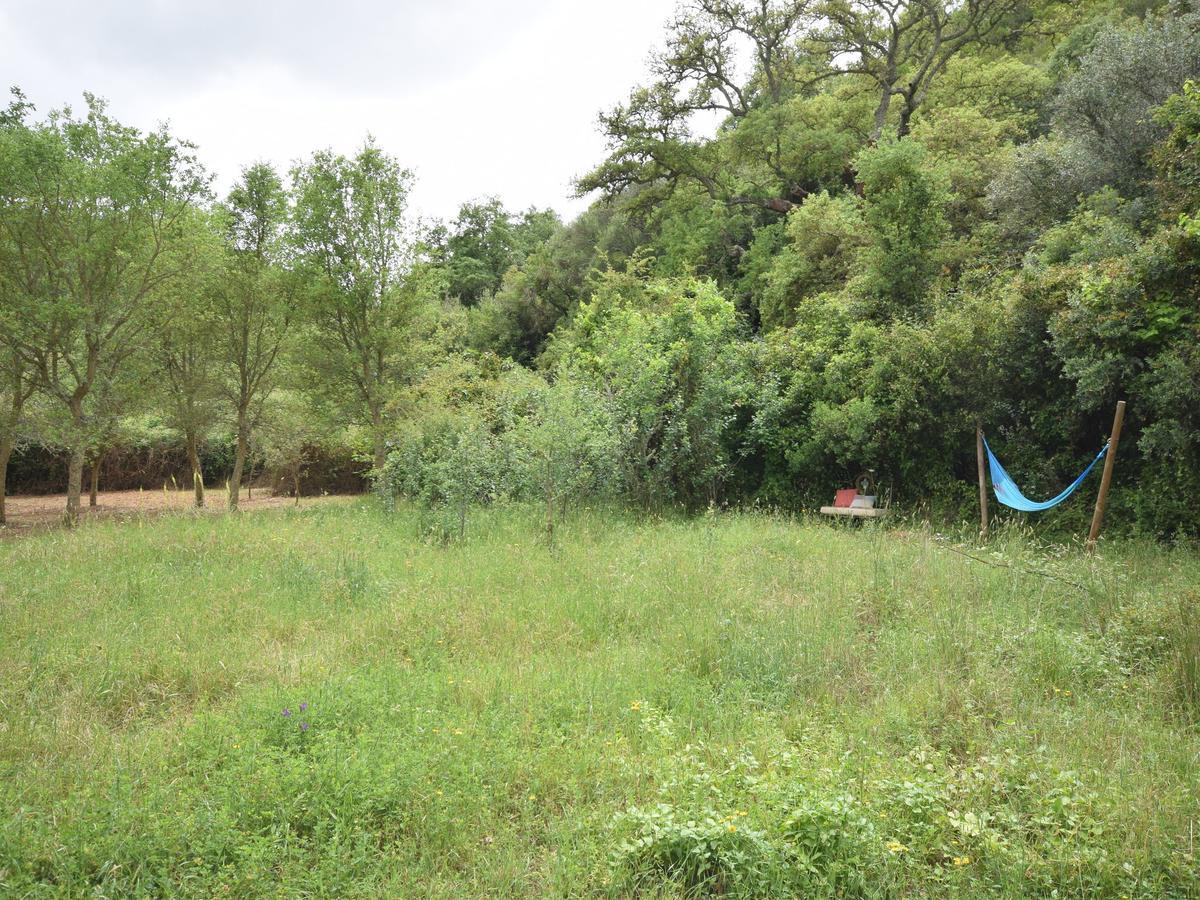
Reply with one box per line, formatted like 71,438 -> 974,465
976,422 -> 989,541
1086,400 -> 1126,553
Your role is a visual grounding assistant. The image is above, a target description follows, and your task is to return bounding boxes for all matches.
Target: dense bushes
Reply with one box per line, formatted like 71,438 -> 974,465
387,10 -> 1200,540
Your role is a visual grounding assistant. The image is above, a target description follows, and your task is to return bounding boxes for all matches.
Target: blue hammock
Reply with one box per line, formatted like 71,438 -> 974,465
983,436 -> 1108,512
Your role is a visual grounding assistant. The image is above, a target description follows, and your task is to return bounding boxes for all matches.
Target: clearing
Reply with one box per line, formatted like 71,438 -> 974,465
0,501 -> 1196,896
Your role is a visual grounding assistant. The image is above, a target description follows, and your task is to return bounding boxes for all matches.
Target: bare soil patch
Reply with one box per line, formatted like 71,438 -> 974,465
0,489 -> 355,538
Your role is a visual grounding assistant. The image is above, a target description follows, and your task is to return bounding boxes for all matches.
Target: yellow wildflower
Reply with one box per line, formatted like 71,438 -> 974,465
953,856 -> 971,867
886,840 -> 908,854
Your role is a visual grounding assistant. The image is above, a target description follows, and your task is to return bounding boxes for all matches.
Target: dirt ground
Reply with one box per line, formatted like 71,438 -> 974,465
0,489 -> 353,538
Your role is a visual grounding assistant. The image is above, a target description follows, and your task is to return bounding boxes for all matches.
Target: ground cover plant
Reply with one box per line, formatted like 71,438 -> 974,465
0,499 -> 1196,896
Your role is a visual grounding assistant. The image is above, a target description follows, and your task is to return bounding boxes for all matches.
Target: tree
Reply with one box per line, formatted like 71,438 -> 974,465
260,391 -> 330,505
818,0 -> 1031,140
851,137 -> 950,314
441,199 -> 561,307
0,93 -> 207,523
560,273 -> 750,509
505,375 -> 621,544
0,345 -> 34,526
760,190 -> 867,328
154,210 -> 224,507
468,202 -> 646,363
291,140 -> 430,470
212,163 -> 293,510
0,91 -> 37,525
579,0 -> 828,215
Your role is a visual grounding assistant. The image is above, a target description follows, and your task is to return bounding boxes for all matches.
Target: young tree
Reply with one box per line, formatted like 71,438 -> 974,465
212,164 -> 293,510
506,376 -> 621,544
0,93 -> 207,523
259,391 -> 330,505
154,210 -> 224,507
291,140 -> 429,470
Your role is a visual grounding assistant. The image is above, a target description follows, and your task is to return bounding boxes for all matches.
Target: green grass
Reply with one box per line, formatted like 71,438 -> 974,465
0,500 -> 1197,897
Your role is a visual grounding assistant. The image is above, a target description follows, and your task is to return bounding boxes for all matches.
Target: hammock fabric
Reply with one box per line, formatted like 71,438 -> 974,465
983,436 -> 1108,512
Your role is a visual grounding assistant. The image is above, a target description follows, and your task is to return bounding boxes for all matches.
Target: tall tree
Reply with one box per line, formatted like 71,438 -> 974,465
0,345 -> 34,526
0,90 -> 37,525
818,0 -> 1030,140
155,209 -> 224,507
213,164 -> 293,510
0,93 -> 206,523
579,0 -> 824,214
291,140 -> 428,470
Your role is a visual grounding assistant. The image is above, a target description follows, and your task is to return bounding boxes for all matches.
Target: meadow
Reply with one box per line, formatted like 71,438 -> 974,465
0,499 -> 1197,897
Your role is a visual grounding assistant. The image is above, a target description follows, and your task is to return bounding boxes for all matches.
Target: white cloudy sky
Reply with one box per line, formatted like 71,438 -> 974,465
0,0 -> 680,223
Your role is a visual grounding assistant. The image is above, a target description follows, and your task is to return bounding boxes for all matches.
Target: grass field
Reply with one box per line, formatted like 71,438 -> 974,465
0,500 -> 1197,897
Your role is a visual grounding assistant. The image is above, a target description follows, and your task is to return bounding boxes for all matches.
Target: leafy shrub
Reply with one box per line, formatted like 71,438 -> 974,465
607,704 -> 1196,898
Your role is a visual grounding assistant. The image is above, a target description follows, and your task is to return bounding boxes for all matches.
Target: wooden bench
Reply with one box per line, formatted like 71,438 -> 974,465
818,505 -> 887,519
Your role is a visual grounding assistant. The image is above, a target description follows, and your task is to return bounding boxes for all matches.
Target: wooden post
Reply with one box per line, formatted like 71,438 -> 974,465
1086,400 -> 1126,553
976,422 -> 989,541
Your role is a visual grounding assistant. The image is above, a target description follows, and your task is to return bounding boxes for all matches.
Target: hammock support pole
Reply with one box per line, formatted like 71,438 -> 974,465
1086,400 -> 1126,553
976,422 -> 989,540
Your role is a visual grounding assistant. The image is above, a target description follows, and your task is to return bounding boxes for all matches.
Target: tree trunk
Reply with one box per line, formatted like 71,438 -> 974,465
228,413 -> 248,511
89,457 -> 100,507
187,430 -> 205,508
293,466 -> 301,507
0,437 -> 12,527
65,442 -> 85,526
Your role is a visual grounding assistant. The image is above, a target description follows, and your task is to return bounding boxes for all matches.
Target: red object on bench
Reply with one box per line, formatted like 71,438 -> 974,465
833,488 -> 858,508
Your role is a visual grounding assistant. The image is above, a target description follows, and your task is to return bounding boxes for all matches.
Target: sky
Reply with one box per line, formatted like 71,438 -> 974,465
0,0 -> 680,224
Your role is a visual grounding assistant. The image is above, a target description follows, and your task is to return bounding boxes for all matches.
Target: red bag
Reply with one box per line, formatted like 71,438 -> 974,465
834,488 -> 858,508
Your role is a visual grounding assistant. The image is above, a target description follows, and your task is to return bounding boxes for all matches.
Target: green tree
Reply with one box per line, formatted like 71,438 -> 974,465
1152,79 -> 1200,218
560,274 -> 749,508
443,198 -> 561,305
154,209 -> 224,507
579,0 -> 828,215
0,93 -> 207,523
291,140 -> 431,470
259,391 -> 332,505
760,190 -> 867,328
212,163 -> 293,511
0,344 -> 34,526
468,202 -> 646,363
818,0 -> 1032,140
504,374 -> 621,543
852,138 -> 949,315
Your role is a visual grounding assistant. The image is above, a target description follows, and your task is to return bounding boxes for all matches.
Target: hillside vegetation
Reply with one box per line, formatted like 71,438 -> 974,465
0,502 -> 1197,895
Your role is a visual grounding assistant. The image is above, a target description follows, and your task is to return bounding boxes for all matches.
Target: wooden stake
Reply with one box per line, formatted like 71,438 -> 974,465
976,422 -> 989,541
1086,400 -> 1126,553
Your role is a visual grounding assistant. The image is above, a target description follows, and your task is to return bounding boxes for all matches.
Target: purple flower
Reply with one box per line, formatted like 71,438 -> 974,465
282,708 -> 292,717
299,702 -> 308,712
299,721 -> 310,731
